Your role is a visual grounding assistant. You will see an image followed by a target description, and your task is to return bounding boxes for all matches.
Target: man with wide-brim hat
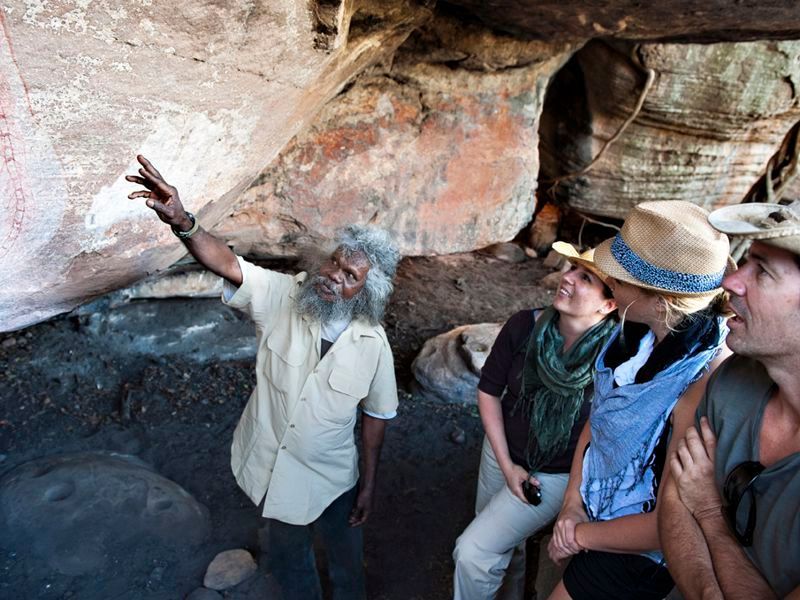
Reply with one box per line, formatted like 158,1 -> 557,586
661,202 -> 800,599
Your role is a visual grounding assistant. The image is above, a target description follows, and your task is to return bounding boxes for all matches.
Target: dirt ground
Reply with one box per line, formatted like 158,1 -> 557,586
0,251 -> 555,600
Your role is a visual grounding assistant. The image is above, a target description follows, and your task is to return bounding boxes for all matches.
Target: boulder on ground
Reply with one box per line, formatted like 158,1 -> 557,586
0,452 -> 210,576
412,322 -> 502,404
203,548 -> 258,591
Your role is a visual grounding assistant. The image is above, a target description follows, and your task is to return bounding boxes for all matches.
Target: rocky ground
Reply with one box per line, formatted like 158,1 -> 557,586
0,250 -> 554,600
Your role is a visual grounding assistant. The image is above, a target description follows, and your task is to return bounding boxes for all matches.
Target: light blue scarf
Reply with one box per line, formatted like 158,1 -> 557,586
580,318 -> 727,561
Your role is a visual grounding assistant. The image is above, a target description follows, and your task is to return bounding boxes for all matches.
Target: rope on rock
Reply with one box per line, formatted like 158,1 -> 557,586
546,46 -> 656,199
731,119 -> 800,261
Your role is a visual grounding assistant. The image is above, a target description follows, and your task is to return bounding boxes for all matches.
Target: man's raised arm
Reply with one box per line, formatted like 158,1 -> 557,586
127,155 -> 243,286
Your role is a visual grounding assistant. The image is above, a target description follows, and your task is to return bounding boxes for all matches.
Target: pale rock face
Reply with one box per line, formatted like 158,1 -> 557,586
7,1 -> 800,333
541,40 -> 800,218
213,16 -> 576,256
0,0 -> 431,331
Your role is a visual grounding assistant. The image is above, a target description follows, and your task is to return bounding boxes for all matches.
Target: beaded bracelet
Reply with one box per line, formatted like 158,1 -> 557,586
171,212 -> 200,239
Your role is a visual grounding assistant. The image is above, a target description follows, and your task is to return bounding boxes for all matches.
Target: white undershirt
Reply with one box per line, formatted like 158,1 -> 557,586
613,329 -> 656,386
321,317 -> 350,343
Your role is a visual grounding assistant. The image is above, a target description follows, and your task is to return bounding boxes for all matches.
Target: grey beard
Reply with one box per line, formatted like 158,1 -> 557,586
294,275 -> 356,324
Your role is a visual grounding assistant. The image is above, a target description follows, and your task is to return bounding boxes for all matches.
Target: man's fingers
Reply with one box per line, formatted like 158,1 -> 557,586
137,154 -> 164,179
138,167 -> 164,186
699,417 -> 718,456
144,198 -> 172,216
128,190 -> 152,200
135,168 -> 176,201
669,452 -> 685,479
684,426 -> 711,461
348,509 -> 367,527
676,439 -> 695,468
125,175 -> 152,187
126,175 -> 156,193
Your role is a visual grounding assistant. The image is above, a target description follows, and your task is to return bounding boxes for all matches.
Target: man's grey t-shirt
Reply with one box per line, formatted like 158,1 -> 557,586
697,355 -> 800,597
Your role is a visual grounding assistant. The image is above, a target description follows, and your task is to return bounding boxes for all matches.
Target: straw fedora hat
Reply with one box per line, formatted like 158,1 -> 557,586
552,241 -> 609,283
708,202 -> 800,255
594,201 -> 733,297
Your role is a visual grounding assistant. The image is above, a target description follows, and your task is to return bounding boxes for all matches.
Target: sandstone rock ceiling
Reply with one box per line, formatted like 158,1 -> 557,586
444,1 -> 800,43
4,0 -> 800,331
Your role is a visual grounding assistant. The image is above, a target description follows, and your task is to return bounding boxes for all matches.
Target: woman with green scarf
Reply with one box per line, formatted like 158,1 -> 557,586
453,242 -> 617,600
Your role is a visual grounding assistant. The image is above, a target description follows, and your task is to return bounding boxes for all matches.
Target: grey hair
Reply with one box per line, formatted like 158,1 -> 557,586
332,225 -> 400,324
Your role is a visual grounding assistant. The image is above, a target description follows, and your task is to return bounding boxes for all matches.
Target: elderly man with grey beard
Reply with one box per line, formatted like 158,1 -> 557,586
127,155 -> 400,600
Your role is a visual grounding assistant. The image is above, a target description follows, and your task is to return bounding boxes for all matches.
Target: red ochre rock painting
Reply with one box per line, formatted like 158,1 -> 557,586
0,17 -> 29,259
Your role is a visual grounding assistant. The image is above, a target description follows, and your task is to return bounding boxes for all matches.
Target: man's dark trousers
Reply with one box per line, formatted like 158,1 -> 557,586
265,485 -> 366,600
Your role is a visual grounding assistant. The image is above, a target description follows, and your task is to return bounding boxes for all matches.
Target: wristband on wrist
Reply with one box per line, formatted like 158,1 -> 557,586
171,212 -> 200,239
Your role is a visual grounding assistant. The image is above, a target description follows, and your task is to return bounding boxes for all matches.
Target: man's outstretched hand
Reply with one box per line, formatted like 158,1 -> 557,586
126,155 -> 192,231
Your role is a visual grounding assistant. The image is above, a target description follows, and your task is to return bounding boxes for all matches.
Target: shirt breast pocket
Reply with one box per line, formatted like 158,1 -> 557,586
316,369 -> 371,425
264,330 -> 307,393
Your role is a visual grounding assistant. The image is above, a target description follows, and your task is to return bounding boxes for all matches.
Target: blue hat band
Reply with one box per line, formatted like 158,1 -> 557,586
610,234 -> 725,294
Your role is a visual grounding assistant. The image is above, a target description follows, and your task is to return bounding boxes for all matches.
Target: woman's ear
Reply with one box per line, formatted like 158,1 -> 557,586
657,295 -> 673,314
600,299 -> 617,315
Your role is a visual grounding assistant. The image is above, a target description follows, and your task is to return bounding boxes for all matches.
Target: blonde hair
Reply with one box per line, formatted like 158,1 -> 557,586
659,290 -> 728,332
617,288 -> 727,333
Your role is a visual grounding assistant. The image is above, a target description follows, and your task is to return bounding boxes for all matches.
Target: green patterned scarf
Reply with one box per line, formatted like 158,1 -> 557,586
514,306 -> 616,474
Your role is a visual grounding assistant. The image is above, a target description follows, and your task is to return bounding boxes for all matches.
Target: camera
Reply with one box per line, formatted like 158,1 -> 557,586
522,480 -> 542,506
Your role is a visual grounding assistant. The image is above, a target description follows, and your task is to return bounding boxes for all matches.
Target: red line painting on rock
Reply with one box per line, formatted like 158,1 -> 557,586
0,10 -> 32,259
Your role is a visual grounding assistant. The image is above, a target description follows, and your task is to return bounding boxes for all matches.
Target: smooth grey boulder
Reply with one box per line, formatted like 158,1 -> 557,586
0,451 -> 210,576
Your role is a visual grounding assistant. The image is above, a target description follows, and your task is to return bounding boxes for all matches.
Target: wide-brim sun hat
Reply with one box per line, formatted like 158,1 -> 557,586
708,202 -> 800,255
594,200 -> 735,297
552,241 -> 609,283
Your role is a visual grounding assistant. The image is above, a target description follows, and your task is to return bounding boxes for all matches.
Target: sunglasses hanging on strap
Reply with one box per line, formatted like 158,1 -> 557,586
722,460 -> 766,546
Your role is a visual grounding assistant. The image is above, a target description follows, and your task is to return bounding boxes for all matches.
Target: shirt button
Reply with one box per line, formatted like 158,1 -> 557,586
300,397 -> 307,402
281,445 -> 287,450
289,424 -> 295,428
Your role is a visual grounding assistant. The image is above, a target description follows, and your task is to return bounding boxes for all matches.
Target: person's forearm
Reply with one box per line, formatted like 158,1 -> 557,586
359,414 -> 386,492
179,226 -> 242,286
697,510 -> 778,600
575,512 -> 659,554
660,477 -> 723,600
477,390 -> 513,474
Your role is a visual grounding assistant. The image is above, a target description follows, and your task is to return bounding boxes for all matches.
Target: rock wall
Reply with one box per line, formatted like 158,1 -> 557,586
443,0 -> 800,43
540,40 -> 800,218
212,15 -> 575,256
0,0 -> 430,331
5,0 -> 800,331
